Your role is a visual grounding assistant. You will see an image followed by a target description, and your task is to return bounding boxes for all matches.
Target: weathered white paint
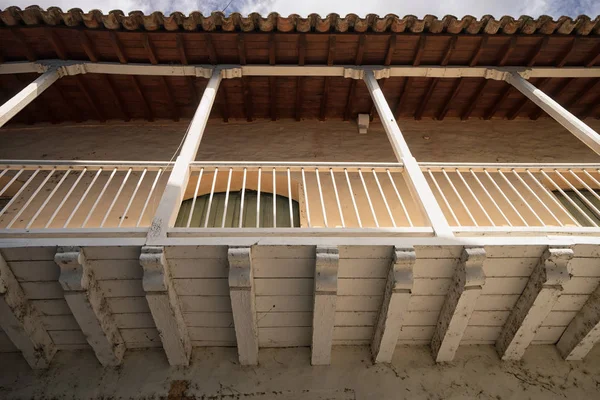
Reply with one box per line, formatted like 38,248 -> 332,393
311,246 -> 339,365
496,246 -> 573,360
371,247 -> 415,363
0,252 -> 56,368
55,246 -> 125,366
556,283 -> 600,360
431,246 -> 486,362
139,246 -> 191,366
0,68 -> 61,128
227,246 -> 259,365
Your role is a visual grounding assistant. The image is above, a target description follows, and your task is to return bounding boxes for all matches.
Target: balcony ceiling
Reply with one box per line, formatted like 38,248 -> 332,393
0,7 -> 599,124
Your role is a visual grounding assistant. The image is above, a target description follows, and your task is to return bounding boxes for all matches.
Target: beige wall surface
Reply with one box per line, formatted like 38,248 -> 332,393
1,119 -> 599,163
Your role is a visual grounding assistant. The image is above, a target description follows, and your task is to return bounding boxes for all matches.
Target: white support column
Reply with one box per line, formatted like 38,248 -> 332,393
55,247 -> 125,366
431,247 -> 486,362
556,283 -> 600,360
496,246 -> 573,360
139,246 -> 191,366
505,72 -> 600,156
228,246 -> 259,365
311,246 -> 339,366
372,246 -> 415,364
0,67 -> 61,128
364,70 -> 453,237
0,251 -> 56,368
147,69 -> 222,243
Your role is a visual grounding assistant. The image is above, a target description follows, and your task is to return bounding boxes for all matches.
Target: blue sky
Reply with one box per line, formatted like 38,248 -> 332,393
0,0 -> 598,18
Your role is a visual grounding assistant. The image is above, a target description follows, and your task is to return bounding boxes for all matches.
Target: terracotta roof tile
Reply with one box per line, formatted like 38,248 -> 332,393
1,6 -> 599,35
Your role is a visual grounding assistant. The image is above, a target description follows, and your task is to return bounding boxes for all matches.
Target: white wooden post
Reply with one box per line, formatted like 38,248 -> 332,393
311,246 -> 339,365
0,251 -> 56,368
372,246 -> 415,363
147,69 -> 222,243
228,246 -> 259,365
0,68 -> 61,128
139,246 -> 191,366
496,246 -> 573,360
364,70 -> 453,237
556,283 -> 600,360
431,247 -> 486,362
55,247 -> 125,366
505,72 -> 600,156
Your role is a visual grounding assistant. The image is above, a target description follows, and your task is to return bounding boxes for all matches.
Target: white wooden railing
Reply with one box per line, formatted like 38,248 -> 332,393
422,163 -> 600,234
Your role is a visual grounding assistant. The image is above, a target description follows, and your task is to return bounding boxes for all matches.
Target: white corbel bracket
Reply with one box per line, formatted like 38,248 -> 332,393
221,67 -> 242,79
37,60 -> 86,77
372,68 -> 391,79
344,68 -> 365,80
485,68 -> 510,81
140,246 -> 169,292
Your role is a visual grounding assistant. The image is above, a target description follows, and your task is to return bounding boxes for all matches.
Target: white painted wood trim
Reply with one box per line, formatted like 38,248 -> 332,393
372,247 -> 415,363
431,247 -> 486,362
146,70 -> 222,243
139,246 -> 191,366
311,246 -> 339,365
496,246 -> 573,360
228,246 -> 259,365
0,252 -> 56,368
55,246 -> 125,366
556,283 -> 600,360
0,68 -> 61,128
505,72 -> 600,156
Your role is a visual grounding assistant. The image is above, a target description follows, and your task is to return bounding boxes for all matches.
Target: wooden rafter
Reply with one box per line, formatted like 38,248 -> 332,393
530,78 -> 574,120
355,35 -> 366,65
175,34 -> 199,107
469,35 -> 488,67
395,35 -> 427,119
46,28 -> 68,60
295,34 -> 306,122
579,90 -> 600,119
327,35 -> 337,65
241,77 -> 253,122
440,36 -> 458,66
79,31 -> 98,62
483,84 -> 512,120
562,78 -> 600,111
585,42 -> 600,67
556,38 -> 576,67
384,34 -> 397,66
205,33 -> 218,65
498,37 -> 517,66
414,35 -> 427,67
320,35 -> 337,121
10,28 -> 36,61
436,78 -> 463,120
108,32 -> 128,64
74,75 -> 105,122
142,33 -> 178,121
269,33 -> 277,121
394,77 -> 411,119
343,36 -> 366,121
52,81 -> 82,122
237,34 -> 247,65
218,83 -> 229,123
507,78 -> 550,120
527,36 -> 549,67
461,79 -> 488,120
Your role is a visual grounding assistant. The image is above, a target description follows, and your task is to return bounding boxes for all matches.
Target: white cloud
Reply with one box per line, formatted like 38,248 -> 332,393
0,0 -> 598,18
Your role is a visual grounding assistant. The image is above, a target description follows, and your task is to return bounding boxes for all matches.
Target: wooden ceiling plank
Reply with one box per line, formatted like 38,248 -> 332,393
415,78 -> 438,120
319,77 -> 330,121
413,35 -> 427,67
142,33 -> 159,65
142,34 -> 178,121
52,80 -> 82,122
327,35 -> 336,66
440,36 -> 458,66
269,76 -> 277,121
295,76 -> 303,121
527,36 -> 549,67
507,78 -> 550,120
10,28 -> 36,62
556,38 -> 576,67
461,79 -> 488,120
132,76 -> 154,121
108,32 -> 128,64
355,35 -> 366,66
218,84 -> 229,123
79,31 -> 98,62
74,75 -> 106,122
46,28 -> 68,60
436,78 -> 464,120
343,80 -> 357,121
175,34 -> 188,65
205,33 -> 218,65
579,93 -> 600,120
469,35 -> 488,67
483,84 -> 512,120
585,42 -> 600,67
269,33 -> 276,65
384,34 -> 397,66
562,78 -> 600,111
237,34 -> 247,65
242,77 -> 253,122
104,75 -> 131,121
530,78 -> 574,120
498,36 -> 517,67
298,34 -> 306,66
394,77 -> 412,119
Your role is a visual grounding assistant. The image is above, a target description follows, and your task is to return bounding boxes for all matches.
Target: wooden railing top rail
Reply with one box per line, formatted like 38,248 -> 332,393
420,162 -> 600,172
0,160 -> 173,171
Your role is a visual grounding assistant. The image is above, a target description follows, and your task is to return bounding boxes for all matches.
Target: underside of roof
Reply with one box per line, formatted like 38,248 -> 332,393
0,7 -> 599,125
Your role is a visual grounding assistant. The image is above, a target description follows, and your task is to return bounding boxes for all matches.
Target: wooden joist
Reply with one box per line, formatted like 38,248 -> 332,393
384,34 -> 397,66
496,246 -> 573,360
241,77 -> 253,122
205,33 -> 218,65
269,33 -> 277,121
311,246 -> 339,365
55,247 -> 125,366
142,34 -> 178,121
74,75 -> 106,122
228,246 -> 259,365
372,247 -> 415,363
498,37 -> 517,66
527,36 -> 549,67
461,80 -> 488,120
431,247 -> 486,362
469,35 -> 488,67
556,38 -> 576,67
295,34 -> 306,121
584,42 -> 600,67
0,251 -> 56,368
237,34 -> 247,65
10,28 -> 36,61
436,78 -> 463,120
483,84 -> 512,120
139,246 -> 191,366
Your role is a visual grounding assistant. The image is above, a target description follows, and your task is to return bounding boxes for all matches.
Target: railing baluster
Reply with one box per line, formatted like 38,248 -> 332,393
344,169 -> 362,228
483,169 -> 528,226
27,170 -> 71,229
455,169 -> 494,226
372,169 -> 395,227
0,169 -> 24,197
554,170 -> 600,223
221,168 -> 233,228
287,168 -> 294,227
540,170 -> 594,226
119,168 -> 148,228
46,168 -> 87,228
426,169 -> 459,226
137,168 -> 163,228
272,168 -> 277,228
256,167 -> 262,228
511,169 -> 562,226
7,169 -> 55,229
301,168 -> 312,228
442,168 -> 477,226
469,169 -> 511,226
0,169 -> 40,222
100,168 -> 133,228
315,168 -> 328,228
387,169 -> 413,227
526,169 -> 578,226
0,169 -> 8,183
569,169 -> 600,207
239,168 -> 247,228
497,170 -> 544,226
204,167 -> 219,228
330,169 -> 345,228
82,168 -> 118,228
187,169 -> 203,228
358,168 -> 378,227
65,168 -> 103,228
